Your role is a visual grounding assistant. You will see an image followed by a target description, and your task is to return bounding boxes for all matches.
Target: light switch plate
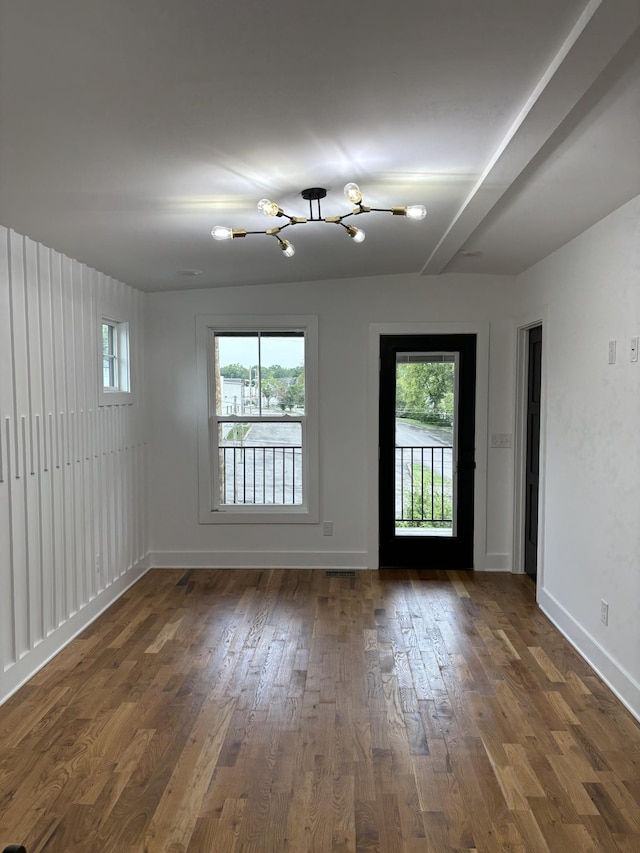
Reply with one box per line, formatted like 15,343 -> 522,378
491,433 -> 512,448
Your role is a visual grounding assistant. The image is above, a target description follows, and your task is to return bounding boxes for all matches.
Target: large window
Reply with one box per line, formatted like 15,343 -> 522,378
197,315 -> 318,523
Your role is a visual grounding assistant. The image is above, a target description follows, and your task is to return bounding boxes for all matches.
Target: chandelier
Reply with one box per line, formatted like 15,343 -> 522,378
211,183 -> 426,258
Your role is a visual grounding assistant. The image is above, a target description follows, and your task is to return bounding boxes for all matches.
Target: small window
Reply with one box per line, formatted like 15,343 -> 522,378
102,320 -> 119,389
99,316 -> 130,404
197,315 -> 318,523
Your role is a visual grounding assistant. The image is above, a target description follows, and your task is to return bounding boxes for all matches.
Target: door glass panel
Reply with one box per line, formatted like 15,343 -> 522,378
395,353 -> 457,537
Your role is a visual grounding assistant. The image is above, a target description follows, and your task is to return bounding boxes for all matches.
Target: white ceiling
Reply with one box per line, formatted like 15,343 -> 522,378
0,0 -> 638,292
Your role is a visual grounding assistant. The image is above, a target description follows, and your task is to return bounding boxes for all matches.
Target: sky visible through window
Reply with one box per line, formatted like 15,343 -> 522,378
218,335 -> 304,370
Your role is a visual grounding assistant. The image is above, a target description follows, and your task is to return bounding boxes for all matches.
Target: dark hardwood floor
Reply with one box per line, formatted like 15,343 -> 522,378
0,569 -> 638,852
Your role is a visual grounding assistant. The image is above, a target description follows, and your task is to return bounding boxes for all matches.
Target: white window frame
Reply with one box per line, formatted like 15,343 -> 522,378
196,314 -> 319,524
98,311 -> 132,406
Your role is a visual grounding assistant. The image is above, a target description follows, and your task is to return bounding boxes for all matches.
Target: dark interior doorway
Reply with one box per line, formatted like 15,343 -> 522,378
524,325 -> 542,581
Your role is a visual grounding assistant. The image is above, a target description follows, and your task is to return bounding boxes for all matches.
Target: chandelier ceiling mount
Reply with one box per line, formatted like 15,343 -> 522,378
211,183 -> 427,258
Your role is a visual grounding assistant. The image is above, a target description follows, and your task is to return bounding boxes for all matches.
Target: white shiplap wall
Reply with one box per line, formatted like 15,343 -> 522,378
0,226 -> 148,703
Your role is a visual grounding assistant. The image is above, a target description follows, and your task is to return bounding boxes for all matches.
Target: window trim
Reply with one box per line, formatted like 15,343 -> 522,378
196,314 -> 319,524
98,309 -> 132,406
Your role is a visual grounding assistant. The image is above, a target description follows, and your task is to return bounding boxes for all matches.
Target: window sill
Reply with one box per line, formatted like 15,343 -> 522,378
199,506 -> 318,525
98,389 -> 134,407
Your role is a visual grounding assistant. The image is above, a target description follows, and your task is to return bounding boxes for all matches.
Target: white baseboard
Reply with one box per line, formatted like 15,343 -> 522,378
148,552 -> 516,572
0,557 -> 150,707
480,553 -> 512,571
149,550 -> 370,570
538,586 -> 639,722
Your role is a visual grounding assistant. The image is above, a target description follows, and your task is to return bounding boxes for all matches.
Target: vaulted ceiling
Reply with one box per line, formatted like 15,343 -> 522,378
0,0 -> 638,291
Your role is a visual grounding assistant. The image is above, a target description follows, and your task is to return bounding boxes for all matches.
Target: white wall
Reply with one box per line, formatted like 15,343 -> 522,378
4,200 -> 638,719
146,273 -> 519,571
0,226 -> 148,704
518,195 -> 640,717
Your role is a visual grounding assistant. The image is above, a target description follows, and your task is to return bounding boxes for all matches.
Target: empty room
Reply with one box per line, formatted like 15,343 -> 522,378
0,1 -> 639,851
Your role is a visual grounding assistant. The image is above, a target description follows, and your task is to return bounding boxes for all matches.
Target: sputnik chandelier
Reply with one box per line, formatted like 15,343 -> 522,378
211,183 -> 427,258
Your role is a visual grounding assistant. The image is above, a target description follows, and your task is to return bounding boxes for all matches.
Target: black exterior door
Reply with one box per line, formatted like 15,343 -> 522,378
378,334 -> 476,569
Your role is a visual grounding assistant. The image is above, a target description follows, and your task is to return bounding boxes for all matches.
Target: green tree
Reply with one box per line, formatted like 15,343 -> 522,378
268,364 -> 288,379
286,365 -> 303,380
283,389 -> 296,411
261,381 -> 275,407
266,363 -> 303,380
396,362 -> 454,424
220,363 -> 249,380
398,463 -> 453,529
289,373 -> 305,409
440,389 -> 454,422
275,379 -> 290,411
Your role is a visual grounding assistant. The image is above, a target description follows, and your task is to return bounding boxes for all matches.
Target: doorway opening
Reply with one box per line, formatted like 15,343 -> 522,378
524,325 -> 542,581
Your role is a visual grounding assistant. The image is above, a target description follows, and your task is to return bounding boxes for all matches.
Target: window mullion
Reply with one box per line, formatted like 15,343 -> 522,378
258,333 -> 262,417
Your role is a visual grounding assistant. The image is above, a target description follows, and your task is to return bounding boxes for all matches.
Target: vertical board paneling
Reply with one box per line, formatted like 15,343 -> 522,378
50,251 -> 65,628
0,226 -> 148,703
0,231 -> 14,669
24,237 -> 42,647
37,244 -> 54,637
81,265 -> 93,605
8,231 -> 29,658
62,254 -> 76,616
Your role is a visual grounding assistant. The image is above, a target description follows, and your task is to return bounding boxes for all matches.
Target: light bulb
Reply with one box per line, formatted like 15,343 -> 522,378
280,239 -> 295,257
344,224 -> 365,243
257,198 -> 280,217
406,204 -> 427,220
344,182 -> 363,204
211,226 -> 233,241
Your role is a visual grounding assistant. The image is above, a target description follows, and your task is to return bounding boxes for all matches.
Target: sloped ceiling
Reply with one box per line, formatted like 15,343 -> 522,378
0,0 -> 638,291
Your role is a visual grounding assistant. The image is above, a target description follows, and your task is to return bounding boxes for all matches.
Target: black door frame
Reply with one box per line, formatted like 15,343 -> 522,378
524,325 -> 542,581
378,333 -> 477,570
514,320 -> 545,580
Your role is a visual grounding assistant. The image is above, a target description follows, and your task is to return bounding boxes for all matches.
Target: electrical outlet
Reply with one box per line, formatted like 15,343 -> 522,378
323,521 -> 333,536
631,336 -> 639,363
608,340 -> 617,364
600,599 -> 609,626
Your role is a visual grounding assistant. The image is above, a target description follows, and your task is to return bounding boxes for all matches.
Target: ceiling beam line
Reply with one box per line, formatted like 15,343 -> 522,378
421,0 -> 640,275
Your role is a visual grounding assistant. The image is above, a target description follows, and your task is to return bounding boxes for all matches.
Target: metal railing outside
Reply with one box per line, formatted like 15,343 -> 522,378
396,445 -> 453,526
221,445 -> 303,505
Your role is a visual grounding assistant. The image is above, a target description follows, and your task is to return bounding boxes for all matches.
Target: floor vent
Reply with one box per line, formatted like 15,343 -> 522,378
325,570 -> 356,578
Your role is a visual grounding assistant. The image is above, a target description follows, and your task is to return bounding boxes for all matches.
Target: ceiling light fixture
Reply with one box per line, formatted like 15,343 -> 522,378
211,184 -> 426,258
177,268 -> 204,276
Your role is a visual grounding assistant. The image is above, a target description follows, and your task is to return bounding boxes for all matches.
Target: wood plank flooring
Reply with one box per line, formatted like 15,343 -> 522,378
0,569 -> 638,852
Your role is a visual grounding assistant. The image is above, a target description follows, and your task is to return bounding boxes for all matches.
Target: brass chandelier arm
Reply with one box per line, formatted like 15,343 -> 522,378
275,210 -> 308,224
211,183 -> 426,256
